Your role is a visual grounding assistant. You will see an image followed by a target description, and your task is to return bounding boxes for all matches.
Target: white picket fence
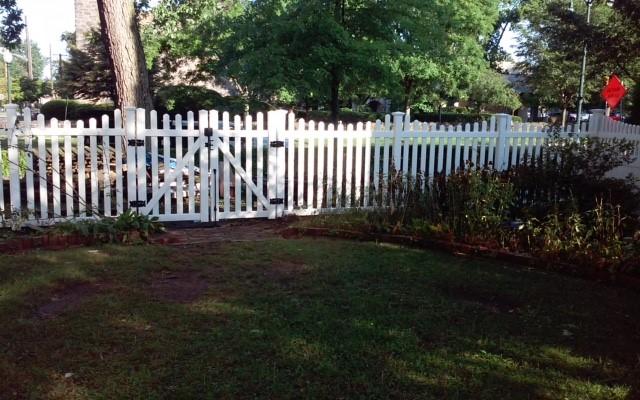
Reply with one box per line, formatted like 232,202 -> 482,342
0,105 -> 638,226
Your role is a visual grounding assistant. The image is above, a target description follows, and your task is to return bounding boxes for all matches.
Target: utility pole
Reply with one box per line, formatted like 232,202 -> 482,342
576,0 -> 594,132
25,17 -> 33,79
49,44 -> 55,97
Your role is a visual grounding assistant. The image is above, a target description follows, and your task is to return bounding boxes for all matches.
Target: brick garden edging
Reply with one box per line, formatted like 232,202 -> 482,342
282,226 -> 640,292
0,233 -> 97,253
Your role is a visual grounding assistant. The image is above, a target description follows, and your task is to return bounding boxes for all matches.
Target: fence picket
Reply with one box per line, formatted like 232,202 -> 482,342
234,115 -> 242,214
37,115 -> 48,219
175,113 -> 184,215
257,112 -> 265,213
373,120 -> 382,194
63,121 -> 74,217
410,121 -> 419,178
363,122 -> 372,207
136,109 -> 147,211
307,120 -> 316,209
354,123 -> 364,206
150,111 -> 159,216
114,110 -> 124,215
162,114 -> 171,215
102,115 -> 112,216
5,106 -> 639,226
345,124 -> 354,207
326,124 -> 335,208
23,108 -> 35,213
316,122 -> 326,209
187,111 -> 196,214
7,105 -> 20,214
209,110 -> 220,220
199,110 -> 209,222
50,119 -> 61,217
335,123 -> 345,208
454,125 -> 462,173
296,119 -> 305,208
89,119 -> 99,216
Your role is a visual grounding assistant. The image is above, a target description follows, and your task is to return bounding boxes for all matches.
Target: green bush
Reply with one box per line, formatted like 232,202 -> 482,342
55,210 -> 164,244
630,81 -> 640,124
297,137 -> 640,273
294,109 -> 519,125
1,149 -> 29,178
506,132 -> 640,219
295,110 -> 385,124
154,85 -> 272,116
40,100 -> 115,122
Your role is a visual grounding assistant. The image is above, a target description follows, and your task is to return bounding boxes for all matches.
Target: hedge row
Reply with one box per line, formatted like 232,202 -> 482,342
40,100 -> 115,121
296,110 -> 522,125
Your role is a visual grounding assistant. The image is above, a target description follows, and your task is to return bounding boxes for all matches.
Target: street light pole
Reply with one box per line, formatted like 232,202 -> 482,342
576,0 -> 593,132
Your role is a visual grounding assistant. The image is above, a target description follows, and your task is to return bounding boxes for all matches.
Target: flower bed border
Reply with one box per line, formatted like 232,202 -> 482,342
0,231 -> 183,254
282,226 -> 640,291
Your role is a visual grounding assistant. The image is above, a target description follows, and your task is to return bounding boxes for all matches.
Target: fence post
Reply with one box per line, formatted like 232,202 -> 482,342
392,111 -> 404,172
6,104 -> 21,215
125,107 -> 137,211
589,109 -> 606,137
494,113 -> 511,171
268,110 -> 287,219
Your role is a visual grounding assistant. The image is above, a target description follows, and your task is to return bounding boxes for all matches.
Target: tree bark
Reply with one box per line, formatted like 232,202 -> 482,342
96,0 -> 152,112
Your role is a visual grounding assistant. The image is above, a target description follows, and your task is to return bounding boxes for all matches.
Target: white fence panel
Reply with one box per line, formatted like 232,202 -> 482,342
2,105 -> 639,227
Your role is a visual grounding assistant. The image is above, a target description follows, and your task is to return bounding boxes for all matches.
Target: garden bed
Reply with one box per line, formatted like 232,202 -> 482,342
283,225 -> 640,291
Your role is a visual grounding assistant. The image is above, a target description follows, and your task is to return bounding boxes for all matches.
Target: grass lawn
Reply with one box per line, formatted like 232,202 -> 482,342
1,237 -> 639,399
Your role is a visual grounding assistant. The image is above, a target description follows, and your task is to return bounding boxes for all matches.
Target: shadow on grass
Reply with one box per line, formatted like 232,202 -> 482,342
0,239 -> 639,399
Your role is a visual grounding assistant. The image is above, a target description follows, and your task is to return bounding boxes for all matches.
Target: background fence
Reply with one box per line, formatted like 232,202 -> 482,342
0,105 -> 638,226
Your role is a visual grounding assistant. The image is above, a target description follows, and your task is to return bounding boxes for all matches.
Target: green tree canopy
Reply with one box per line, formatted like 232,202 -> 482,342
147,0 -> 501,120
468,69 -> 521,112
56,31 -> 115,100
517,0 -> 639,118
0,0 -> 24,49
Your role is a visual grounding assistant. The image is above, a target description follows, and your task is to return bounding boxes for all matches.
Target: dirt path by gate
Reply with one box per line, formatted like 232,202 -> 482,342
152,218 -> 295,246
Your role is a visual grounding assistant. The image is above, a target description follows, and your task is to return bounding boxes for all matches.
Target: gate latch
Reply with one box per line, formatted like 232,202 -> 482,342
270,198 -> 284,205
127,139 -> 145,146
129,200 -> 146,207
270,140 -> 284,148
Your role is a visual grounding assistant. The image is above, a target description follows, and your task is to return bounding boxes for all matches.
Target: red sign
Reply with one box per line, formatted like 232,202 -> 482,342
601,75 -> 626,109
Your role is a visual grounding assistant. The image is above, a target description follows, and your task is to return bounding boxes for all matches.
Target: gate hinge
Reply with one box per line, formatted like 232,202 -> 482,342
270,140 -> 284,148
127,139 -> 145,146
270,198 -> 284,205
129,200 -> 146,207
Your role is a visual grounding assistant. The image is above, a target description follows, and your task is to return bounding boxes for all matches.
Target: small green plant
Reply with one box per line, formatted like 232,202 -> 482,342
1,149 -> 29,179
55,210 -> 164,244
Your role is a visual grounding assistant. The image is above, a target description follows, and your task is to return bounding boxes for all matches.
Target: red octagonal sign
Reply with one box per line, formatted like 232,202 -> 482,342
601,75 -> 626,109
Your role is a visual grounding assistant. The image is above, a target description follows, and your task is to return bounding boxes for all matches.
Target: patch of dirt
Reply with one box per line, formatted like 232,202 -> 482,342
150,270 -> 209,303
438,284 -> 521,314
159,218 -> 295,247
35,282 -> 106,319
260,260 -> 311,284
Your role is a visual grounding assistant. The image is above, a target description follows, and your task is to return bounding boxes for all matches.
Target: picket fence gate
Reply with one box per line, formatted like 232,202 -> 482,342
1,105 -> 639,226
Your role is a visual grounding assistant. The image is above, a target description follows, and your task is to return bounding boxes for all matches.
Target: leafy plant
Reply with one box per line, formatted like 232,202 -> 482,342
1,148 -> 29,178
54,210 -> 164,244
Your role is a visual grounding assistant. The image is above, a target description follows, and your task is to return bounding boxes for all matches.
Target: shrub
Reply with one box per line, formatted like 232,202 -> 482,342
154,85 -> 271,116
40,100 -> 115,122
1,149 -> 29,178
55,210 -> 164,244
506,132 -> 640,220
294,110 -> 520,125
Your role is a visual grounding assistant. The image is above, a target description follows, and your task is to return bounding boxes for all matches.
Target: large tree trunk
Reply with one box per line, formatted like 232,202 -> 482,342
96,0 -> 152,112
